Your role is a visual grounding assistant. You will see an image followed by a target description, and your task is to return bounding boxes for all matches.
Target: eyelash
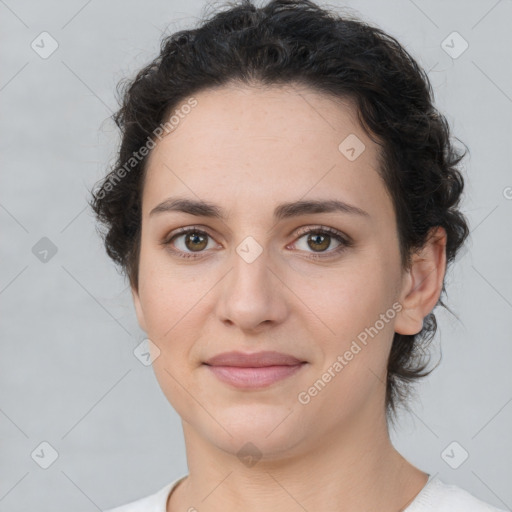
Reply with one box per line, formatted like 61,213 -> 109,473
161,225 -> 353,261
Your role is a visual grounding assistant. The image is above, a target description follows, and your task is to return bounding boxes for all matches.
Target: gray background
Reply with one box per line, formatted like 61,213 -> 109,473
1,0 -> 511,510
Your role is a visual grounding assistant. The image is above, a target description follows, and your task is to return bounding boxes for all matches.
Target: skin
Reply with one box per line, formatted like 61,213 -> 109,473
131,83 -> 447,512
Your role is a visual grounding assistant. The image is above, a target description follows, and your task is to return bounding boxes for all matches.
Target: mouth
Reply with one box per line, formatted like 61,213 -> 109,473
202,350 -> 308,389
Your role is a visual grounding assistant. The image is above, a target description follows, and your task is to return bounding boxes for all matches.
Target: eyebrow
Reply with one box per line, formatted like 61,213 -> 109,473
149,197 -> 370,220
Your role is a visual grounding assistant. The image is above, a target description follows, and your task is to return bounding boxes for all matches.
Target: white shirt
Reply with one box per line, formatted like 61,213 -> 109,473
104,474 -> 507,512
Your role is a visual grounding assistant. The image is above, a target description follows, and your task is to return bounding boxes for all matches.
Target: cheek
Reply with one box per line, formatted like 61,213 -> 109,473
136,246 -> 214,375
137,244 -> 196,335
302,251 -> 400,379
298,266 -> 398,418
315,257 -> 396,332
137,259 -> 204,418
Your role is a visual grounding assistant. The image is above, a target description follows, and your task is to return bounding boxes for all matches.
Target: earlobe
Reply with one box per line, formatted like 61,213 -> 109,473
394,226 -> 447,336
131,286 -> 147,332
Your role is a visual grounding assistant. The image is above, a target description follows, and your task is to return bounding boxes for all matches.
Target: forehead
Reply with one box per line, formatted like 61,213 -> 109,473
142,83 -> 393,225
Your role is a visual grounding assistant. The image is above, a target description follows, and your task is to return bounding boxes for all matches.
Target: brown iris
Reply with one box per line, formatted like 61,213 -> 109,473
185,231 -> 208,251
307,232 -> 331,252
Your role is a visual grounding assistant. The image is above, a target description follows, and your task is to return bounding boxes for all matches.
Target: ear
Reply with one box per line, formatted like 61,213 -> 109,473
394,226 -> 447,336
131,285 -> 147,332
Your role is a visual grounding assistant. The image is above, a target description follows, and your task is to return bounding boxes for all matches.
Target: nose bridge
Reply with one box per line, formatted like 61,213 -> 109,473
216,232 -> 287,330
230,233 -> 274,301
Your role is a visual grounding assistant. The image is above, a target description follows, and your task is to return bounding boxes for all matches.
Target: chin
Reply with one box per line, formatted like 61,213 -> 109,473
215,428 -> 306,464
198,403 -> 307,458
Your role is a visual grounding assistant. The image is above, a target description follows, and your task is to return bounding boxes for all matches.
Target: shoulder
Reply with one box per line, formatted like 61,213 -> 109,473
407,476 -> 507,512
103,476 -> 186,512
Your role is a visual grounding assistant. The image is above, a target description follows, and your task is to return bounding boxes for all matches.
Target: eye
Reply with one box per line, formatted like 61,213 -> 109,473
162,225 -> 353,260
162,227 -> 218,259
290,226 -> 352,259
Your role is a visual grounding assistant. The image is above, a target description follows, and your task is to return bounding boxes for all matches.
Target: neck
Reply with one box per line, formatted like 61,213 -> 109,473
168,402 -> 428,512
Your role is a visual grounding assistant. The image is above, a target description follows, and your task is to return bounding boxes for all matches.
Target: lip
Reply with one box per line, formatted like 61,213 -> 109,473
204,350 -> 305,367
203,350 -> 307,389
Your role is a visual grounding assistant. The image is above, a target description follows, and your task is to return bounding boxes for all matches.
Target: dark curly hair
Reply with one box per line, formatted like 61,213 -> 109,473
89,0 -> 470,422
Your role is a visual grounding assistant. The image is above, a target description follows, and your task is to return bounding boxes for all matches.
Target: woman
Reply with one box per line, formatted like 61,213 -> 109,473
90,1 -> 505,510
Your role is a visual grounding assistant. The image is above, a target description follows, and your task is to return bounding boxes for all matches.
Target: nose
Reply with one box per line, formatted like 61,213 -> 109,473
215,239 -> 289,334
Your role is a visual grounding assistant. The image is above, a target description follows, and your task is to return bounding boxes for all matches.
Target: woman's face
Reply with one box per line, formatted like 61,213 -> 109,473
132,84 -> 412,459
